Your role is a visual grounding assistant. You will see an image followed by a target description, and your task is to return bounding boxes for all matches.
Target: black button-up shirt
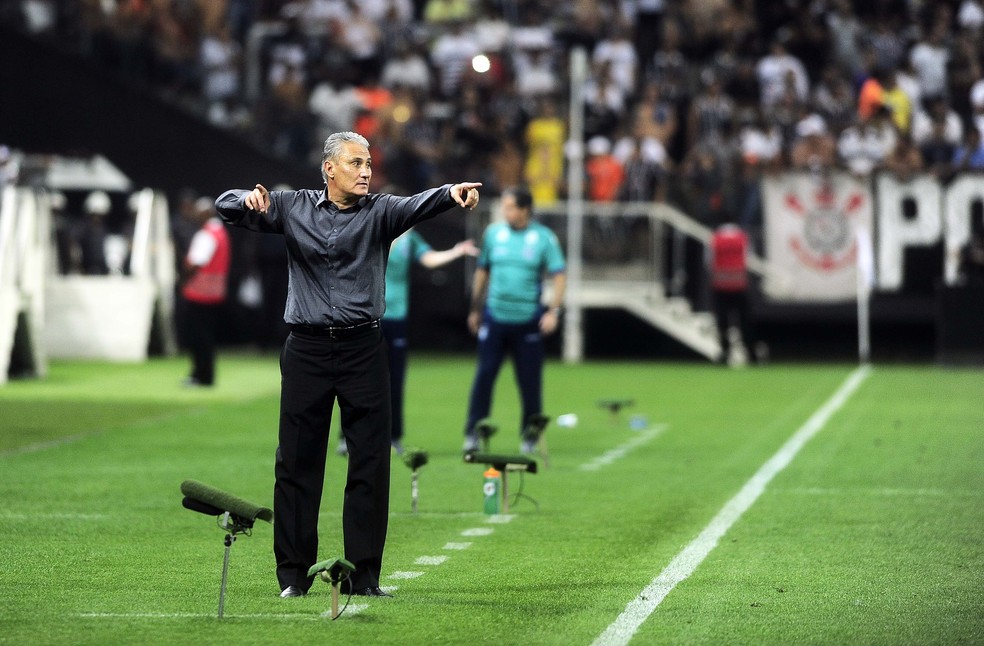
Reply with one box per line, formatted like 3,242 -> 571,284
215,184 -> 456,326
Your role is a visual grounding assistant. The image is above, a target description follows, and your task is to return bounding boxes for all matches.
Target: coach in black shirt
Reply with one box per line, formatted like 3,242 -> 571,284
216,131 -> 481,598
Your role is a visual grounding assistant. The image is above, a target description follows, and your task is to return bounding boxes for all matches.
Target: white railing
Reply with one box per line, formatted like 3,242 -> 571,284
0,186 -> 49,383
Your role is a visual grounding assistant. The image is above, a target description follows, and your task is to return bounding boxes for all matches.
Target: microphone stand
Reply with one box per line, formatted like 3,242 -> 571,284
216,512 -> 251,619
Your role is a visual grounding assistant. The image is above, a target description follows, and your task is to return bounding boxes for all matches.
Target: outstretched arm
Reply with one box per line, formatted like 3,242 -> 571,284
419,239 -> 479,269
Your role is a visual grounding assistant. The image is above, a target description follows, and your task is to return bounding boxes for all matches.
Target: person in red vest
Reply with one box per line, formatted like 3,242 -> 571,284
180,197 -> 231,386
709,222 -> 756,365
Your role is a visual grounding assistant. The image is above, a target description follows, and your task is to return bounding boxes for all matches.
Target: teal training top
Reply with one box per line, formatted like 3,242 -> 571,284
384,229 -> 432,321
478,220 -> 566,323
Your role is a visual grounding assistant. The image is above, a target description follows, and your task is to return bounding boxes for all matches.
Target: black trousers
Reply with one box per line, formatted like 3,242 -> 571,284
274,325 -> 391,592
713,289 -> 755,362
181,299 -> 220,385
465,315 -> 543,437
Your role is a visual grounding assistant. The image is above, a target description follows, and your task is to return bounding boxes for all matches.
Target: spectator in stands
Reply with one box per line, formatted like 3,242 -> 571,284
968,70 -> 984,137
687,70 -> 736,151
336,0 -> 384,78
763,70 -> 809,154
615,135 -> 667,203
382,91 -> 444,193
879,68 -> 913,135
308,65 -> 363,139
646,19 -> 689,104
429,19 -> 480,99
826,0 -> 865,76
585,135 -> 624,202
919,114 -> 958,181
863,13 -> 908,76
179,196 -> 230,388
736,108 -> 782,234
789,113 -> 837,172
756,36 -> 809,109
592,21 -> 638,98
523,97 -> 566,205
838,106 -> 897,177
149,0 -> 199,98
912,96 -> 964,147
908,20 -> 951,103
423,0 -> 473,28
514,45 -> 560,99
380,39 -> 432,95
952,126 -> 984,172
631,82 -> 678,151
583,60 -> 628,140
199,24 -> 244,127
882,134 -> 925,182
812,65 -> 856,136
679,142 -> 731,226
264,60 -> 313,163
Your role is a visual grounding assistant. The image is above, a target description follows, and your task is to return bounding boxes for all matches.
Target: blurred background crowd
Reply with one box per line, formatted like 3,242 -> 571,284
7,0 -> 984,236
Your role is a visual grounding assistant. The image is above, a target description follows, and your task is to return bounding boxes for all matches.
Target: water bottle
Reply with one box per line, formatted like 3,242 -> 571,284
483,467 -> 501,515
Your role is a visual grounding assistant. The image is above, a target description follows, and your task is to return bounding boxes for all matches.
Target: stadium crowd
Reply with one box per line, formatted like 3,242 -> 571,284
8,0 -> 984,233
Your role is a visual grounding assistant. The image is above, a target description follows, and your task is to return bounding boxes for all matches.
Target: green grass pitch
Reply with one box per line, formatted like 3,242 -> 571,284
0,354 -> 981,645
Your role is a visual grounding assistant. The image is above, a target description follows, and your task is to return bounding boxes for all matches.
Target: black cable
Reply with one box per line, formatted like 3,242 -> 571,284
332,571 -> 354,620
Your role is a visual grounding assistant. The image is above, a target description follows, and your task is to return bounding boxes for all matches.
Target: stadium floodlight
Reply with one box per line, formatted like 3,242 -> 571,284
308,558 -> 356,620
463,452 -> 538,513
402,448 -> 429,514
180,479 -> 272,619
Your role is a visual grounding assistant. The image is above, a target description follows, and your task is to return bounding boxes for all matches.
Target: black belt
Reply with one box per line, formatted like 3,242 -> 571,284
289,320 -> 380,339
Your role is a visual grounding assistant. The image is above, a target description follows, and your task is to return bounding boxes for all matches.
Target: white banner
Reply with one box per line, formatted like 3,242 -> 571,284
763,172 -> 873,302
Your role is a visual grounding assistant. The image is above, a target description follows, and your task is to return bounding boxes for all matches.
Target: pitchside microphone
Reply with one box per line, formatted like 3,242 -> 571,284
180,479 -> 273,527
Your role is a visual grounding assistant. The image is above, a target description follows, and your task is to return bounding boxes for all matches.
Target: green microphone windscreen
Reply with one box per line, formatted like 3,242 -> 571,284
180,479 -> 273,523
308,558 -> 355,578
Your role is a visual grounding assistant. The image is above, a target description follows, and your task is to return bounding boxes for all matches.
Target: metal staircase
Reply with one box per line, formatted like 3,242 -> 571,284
575,280 -> 721,361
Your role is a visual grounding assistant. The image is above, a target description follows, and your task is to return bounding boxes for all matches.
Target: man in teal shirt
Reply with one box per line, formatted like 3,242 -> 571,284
339,229 -> 477,456
463,185 -> 566,454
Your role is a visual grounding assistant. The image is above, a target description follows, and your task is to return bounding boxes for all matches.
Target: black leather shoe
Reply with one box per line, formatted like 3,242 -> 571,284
351,586 -> 393,597
280,585 -> 307,598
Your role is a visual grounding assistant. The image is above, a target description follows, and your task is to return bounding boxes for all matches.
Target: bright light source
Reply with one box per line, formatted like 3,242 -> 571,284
472,54 -> 491,74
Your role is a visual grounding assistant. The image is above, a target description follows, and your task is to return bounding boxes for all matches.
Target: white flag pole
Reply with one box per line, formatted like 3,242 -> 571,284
856,225 -> 874,364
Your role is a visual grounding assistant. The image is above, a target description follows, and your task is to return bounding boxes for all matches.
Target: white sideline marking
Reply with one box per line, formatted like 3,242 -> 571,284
461,527 -> 494,536
579,425 -> 667,472
387,571 -> 424,579
444,542 -> 472,550
415,555 -> 449,565
592,365 -> 871,646
0,512 -> 107,521
486,514 -> 515,524
322,603 -> 369,618
0,434 -> 91,458
79,612 -> 339,621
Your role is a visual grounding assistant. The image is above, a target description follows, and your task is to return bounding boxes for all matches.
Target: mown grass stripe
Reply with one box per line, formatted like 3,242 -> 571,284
593,365 -> 872,646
